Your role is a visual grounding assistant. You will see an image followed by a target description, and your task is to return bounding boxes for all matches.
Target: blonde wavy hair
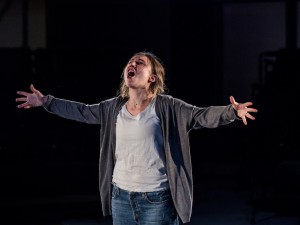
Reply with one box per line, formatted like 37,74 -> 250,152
119,51 -> 166,98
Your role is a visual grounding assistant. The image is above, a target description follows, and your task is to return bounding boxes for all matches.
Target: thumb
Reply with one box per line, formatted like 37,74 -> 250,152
30,84 -> 37,93
229,96 -> 237,105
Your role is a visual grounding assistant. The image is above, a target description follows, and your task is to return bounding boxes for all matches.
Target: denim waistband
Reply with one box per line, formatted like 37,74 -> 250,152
112,182 -> 170,194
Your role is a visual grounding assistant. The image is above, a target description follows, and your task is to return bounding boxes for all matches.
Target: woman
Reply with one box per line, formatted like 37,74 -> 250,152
16,51 -> 257,225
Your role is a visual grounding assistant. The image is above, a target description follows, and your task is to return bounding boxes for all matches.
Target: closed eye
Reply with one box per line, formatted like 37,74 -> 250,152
127,59 -> 146,66
136,60 -> 146,66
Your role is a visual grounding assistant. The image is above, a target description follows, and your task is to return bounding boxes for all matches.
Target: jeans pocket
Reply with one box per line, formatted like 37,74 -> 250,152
145,189 -> 171,204
112,184 -> 120,199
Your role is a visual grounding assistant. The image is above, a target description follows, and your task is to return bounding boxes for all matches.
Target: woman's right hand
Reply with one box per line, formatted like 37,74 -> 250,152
16,84 -> 46,109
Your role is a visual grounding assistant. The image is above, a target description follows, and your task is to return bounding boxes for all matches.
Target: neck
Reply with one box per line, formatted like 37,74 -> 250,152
128,89 -> 154,107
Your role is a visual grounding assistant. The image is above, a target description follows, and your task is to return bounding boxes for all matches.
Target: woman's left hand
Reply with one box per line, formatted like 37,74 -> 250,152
230,96 -> 258,125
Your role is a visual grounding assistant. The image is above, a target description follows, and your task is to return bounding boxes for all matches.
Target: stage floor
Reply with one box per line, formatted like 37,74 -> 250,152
5,178 -> 300,225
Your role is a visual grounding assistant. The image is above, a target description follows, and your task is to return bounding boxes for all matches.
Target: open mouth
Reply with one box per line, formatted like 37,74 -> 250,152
127,69 -> 135,77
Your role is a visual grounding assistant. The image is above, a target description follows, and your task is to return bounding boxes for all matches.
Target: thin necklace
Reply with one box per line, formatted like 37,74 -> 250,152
127,96 -> 153,107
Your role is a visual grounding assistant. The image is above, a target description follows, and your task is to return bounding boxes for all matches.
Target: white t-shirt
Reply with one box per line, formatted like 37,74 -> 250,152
112,98 -> 169,192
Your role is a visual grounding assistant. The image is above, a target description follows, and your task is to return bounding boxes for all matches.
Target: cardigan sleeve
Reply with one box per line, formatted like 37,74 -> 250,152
42,95 -> 101,124
172,97 -> 238,130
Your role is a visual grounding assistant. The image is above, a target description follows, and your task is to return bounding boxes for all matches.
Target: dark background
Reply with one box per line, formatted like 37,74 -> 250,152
0,0 -> 300,224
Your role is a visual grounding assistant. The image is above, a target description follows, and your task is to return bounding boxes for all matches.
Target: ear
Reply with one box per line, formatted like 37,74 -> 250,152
149,75 -> 156,83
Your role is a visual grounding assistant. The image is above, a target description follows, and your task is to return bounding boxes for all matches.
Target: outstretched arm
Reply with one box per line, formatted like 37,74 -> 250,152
16,84 -> 47,109
230,96 -> 258,125
16,84 -> 101,124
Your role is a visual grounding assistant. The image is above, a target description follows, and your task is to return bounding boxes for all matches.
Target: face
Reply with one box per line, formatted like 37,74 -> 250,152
124,55 -> 156,91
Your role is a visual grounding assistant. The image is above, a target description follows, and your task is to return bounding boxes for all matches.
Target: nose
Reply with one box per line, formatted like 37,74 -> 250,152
129,60 -> 136,67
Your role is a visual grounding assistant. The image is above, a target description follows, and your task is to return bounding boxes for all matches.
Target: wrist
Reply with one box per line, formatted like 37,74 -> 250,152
41,95 -> 48,105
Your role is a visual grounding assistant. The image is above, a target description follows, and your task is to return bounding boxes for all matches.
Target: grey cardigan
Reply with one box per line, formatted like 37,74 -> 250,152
43,94 -> 237,223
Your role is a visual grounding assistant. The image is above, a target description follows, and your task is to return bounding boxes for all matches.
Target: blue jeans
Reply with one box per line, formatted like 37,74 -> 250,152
111,184 -> 179,225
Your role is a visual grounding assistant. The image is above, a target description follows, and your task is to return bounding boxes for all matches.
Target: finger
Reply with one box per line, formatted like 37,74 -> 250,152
242,116 -> 248,125
17,102 -> 30,108
242,102 -> 253,107
246,113 -> 256,120
247,108 -> 258,113
17,91 -> 29,97
16,97 -> 28,102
